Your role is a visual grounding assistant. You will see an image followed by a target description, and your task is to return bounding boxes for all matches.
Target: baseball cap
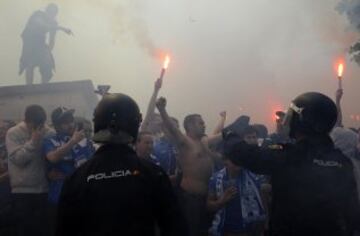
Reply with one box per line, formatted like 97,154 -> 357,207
51,107 -> 75,126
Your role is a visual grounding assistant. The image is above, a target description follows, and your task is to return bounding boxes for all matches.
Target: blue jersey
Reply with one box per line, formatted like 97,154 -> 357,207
43,133 -> 95,204
153,138 -> 178,175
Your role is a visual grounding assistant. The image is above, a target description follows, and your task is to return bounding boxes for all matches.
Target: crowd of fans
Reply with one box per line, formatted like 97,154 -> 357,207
3,3 -> 359,235
0,77 -> 359,236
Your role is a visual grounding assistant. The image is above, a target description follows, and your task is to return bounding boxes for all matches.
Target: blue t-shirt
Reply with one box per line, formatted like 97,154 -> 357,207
223,178 -> 244,233
209,175 -> 244,233
153,138 -> 178,175
43,133 -> 95,204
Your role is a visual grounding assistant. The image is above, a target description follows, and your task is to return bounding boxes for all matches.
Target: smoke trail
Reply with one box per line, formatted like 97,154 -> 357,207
337,0 -> 360,64
128,17 -> 160,58
110,3 -> 160,58
104,1 -> 161,58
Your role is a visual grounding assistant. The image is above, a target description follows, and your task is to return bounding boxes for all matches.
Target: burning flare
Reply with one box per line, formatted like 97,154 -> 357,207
163,55 -> 170,69
337,63 -> 344,78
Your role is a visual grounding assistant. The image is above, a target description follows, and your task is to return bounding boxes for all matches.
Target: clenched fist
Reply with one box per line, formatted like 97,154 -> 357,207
156,97 -> 167,111
220,111 -> 227,119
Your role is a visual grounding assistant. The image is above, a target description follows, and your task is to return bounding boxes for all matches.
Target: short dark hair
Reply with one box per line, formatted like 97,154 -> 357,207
137,131 -> 153,142
183,114 -> 201,132
24,105 -> 47,126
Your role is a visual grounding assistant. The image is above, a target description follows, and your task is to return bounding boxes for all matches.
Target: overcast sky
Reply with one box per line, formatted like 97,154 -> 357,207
1,0 -> 360,131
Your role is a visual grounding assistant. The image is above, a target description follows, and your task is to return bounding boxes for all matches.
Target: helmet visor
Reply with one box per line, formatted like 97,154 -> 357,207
282,102 -> 303,137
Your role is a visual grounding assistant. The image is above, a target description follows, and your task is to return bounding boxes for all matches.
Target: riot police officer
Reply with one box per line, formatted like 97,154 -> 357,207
56,93 -> 188,236
224,92 -> 360,236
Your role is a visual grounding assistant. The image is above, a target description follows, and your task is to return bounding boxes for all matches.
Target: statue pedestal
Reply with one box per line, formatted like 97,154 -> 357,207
0,80 -> 99,123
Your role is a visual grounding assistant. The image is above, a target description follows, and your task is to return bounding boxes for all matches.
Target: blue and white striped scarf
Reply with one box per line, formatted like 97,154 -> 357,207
209,168 -> 266,236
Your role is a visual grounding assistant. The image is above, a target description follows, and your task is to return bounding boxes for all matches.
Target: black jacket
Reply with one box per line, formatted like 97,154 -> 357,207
56,144 -> 188,236
227,135 -> 360,236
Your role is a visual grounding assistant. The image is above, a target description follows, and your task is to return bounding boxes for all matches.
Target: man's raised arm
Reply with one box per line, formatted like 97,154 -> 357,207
225,138 -> 286,175
6,127 -> 44,167
45,129 -> 85,163
205,134 -> 223,148
335,88 -> 343,127
140,78 -> 162,132
213,111 -> 227,135
156,97 -> 188,147
34,15 -> 73,36
206,111 -> 227,147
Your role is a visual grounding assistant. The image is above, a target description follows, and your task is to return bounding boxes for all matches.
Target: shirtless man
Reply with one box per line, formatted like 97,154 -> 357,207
156,97 -> 222,236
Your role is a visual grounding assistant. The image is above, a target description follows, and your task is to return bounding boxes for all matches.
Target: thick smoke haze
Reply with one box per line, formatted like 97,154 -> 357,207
1,0 -> 360,131
337,0 -> 360,64
337,0 -> 360,31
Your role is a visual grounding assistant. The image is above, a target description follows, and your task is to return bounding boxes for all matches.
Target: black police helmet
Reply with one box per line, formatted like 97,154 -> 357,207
283,92 -> 337,138
93,93 -> 141,144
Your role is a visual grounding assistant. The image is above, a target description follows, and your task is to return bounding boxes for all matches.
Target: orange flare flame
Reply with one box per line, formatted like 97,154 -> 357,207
163,55 -> 170,69
337,63 -> 344,78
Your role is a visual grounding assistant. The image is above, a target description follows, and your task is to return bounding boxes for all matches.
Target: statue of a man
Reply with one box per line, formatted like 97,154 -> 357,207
19,4 -> 73,85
